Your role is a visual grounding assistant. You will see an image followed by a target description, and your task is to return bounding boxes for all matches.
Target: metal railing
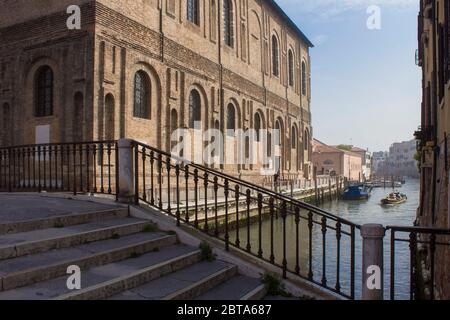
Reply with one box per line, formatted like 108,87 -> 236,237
387,226 -> 450,300
133,141 -> 360,299
0,141 -> 118,196
1,139 -> 449,300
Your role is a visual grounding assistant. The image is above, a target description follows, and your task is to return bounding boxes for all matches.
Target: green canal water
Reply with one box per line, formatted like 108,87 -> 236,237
230,179 -> 419,300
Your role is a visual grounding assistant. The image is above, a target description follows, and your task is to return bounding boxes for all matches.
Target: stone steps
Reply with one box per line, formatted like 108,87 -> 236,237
0,201 -> 268,300
0,232 -> 177,291
108,261 -> 238,300
0,208 -> 129,235
0,217 -> 154,260
0,244 -> 200,300
195,275 -> 267,300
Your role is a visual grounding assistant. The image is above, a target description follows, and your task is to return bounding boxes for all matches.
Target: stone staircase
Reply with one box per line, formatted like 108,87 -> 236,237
0,205 -> 267,300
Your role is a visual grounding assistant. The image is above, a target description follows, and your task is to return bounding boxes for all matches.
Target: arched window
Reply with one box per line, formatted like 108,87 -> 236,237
170,109 -> 178,149
189,90 -> 201,129
254,112 -> 262,142
267,132 -> 272,157
2,103 -> 10,145
223,0 -> 234,47
272,35 -> 279,77
275,120 -> 281,144
226,103 -> 236,136
291,126 -> 297,149
105,94 -> 115,141
2,103 -> 9,129
170,109 -> 178,134
134,70 -> 151,119
302,61 -> 307,96
187,0 -> 200,25
73,92 -> 84,142
288,50 -> 294,87
35,66 -> 54,117
304,129 -> 309,151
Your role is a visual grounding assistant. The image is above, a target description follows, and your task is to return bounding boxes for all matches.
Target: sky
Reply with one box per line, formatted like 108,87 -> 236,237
276,0 -> 421,152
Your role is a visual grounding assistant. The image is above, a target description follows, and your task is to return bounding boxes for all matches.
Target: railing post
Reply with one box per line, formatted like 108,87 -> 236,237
117,139 -> 135,204
361,224 -> 385,300
8,147 -> 12,192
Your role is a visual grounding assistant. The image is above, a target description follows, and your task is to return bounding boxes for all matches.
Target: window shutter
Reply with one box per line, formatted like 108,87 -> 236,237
446,0 -> 450,80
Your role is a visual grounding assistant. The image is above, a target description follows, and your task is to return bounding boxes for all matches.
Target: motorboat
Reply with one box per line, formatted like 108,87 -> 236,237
381,192 -> 407,206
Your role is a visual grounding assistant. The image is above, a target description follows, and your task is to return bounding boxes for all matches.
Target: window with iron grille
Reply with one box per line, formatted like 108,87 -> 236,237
445,0 -> 450,81
134,71 -> 151,119
288,50 -> 294,87
255,112 -> 262,142
223,0 -> 234,47
272,35 -> 279,77
187,0 -> 200,25
35,66 -> 54,117
291,125 -> 297,149
189,89 -> 201,129
226,103 -> 236,136
301,61 -> 307,96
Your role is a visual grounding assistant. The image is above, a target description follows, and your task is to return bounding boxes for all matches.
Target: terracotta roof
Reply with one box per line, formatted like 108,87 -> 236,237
313,139 -> 362,157
313,139 -> 343,154
351,147 -> 366,153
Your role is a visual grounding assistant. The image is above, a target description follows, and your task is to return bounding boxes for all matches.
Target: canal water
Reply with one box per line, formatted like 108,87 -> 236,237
230,179 -> 419,300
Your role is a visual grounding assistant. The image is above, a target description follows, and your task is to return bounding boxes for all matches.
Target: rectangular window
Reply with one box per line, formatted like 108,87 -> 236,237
187,0 -> 200,25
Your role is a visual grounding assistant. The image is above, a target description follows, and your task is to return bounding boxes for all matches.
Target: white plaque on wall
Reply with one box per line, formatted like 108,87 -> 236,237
35,125 -> 50,145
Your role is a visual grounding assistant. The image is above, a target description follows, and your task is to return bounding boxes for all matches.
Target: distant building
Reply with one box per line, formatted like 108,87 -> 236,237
373,140 -> 418,179
312,139 -> 362,181
387,140 -> 419,178
372,151 -> 389,176
350,147 -> 372,181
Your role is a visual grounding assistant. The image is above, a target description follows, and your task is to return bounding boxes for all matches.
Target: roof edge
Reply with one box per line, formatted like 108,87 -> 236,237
269,0 -> 314,48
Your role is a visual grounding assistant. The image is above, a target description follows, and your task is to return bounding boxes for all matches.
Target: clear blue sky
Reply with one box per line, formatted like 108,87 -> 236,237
277,0 -> 421,152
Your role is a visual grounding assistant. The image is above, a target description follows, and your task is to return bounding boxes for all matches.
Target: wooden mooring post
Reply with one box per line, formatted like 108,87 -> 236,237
329,178 -> 332,202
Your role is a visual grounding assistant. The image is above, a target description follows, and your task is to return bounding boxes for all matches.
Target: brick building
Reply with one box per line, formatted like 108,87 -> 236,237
0,0 -> 313,182
416,0 -> 450,299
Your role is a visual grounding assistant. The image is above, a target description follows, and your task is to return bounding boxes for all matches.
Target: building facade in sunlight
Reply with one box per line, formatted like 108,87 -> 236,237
0,0 -> 314,182
311,139 -> 363,181
416,0 -> 450,299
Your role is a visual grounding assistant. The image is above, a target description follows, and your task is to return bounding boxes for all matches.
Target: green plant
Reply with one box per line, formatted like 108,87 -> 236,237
336,144 -> 353,152
260,272 -> 285,296
142,224 -> 157,233
199,241 -> 216,262
166,230 -> 177,236
111,233 -> 121,240
130,252 -> 142,259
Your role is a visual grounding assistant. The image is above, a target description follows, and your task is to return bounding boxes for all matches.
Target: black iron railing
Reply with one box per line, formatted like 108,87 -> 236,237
387,226 -> 450,300
2,139 -> 450,300
0,141 -> 118,197
133,141 -> 360,299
